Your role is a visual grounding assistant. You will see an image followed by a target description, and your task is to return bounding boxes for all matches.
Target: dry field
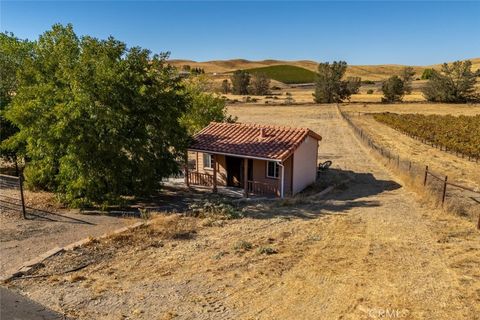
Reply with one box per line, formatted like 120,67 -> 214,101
223,85 -> 429,105
6,104 -> 480,320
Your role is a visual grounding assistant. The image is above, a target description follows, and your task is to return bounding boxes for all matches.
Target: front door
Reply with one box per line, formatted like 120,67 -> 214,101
226,156 -> 243,187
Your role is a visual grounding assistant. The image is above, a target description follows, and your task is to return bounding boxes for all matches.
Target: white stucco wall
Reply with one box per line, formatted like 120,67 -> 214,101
292,136 -> 319,194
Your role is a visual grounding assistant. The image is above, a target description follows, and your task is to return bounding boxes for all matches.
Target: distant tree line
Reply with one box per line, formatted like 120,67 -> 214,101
381,61 -> 478,103
0,24 -> 231,207
223,70 -> 271,95
181,65 -> 205,74
311,60 -> 478,104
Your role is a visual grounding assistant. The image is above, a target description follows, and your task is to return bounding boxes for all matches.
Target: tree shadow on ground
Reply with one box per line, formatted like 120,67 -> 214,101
25,206 -> 95,225
244,168 -> 401,220
0,198 -> 94,225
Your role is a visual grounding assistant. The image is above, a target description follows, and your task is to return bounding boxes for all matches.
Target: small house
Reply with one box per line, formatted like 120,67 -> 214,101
186,122 -> 322,198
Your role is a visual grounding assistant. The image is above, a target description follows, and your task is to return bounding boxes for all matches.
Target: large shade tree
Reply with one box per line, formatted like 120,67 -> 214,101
0,32 -> 34,161
5,24 -> 190,206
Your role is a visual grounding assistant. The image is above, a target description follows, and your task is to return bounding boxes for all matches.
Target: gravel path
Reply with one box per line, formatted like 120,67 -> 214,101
0,211 -> 137,278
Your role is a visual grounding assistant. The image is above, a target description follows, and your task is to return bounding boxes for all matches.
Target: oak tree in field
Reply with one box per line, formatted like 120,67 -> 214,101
423,60 -> 479,103
250,72 -> 270,95
0,32 -> 34,161
400,67 -> 415,94
313,61 -> 356,103
230,70 -> 250,95
5,24 -> 191,207
221,79 -> 230,94
381,76 -> 405,102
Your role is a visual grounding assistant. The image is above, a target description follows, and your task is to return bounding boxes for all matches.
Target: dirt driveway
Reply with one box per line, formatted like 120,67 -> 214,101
5,105 -> 480,319
0,209 -> 137,278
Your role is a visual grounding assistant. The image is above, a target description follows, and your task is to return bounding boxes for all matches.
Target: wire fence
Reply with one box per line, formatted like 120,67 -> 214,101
338,107 -> 480,230
348,111 -> 479,163
0,173 -> 27,219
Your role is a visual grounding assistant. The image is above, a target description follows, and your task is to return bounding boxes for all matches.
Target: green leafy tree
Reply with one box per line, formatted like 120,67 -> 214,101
381,76 -> 405,102
421,68 -> 435,80
180,77 -> 236,135
423,60 -> 479,103
313,61 -> 354,103
0,32 -> 34,161
5,24 -> 189,207
230,70 -> 250,95
249,73 -> 270,95
400,67 -> 415,94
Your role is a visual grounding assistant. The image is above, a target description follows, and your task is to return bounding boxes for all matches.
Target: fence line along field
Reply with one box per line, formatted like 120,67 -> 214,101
373,113 -> 480,161
339,109 -> 480,228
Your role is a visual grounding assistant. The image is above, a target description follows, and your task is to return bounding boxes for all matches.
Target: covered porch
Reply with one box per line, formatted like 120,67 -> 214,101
184,151 -> 292,198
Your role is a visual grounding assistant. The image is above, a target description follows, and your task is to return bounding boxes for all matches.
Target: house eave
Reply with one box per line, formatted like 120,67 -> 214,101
187,148 -> 284,163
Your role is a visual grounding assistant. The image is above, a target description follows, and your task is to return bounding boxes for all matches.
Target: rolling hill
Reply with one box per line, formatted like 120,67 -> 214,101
245,65 -> 316,84
168,58 -> 480,83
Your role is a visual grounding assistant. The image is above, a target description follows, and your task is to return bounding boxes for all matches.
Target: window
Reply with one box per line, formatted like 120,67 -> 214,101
203,153 -> 213,169
266,161 -> 279,178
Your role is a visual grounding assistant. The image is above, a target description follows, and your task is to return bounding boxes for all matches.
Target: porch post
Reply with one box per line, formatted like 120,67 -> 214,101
184,151 -> 190,187
243,158 -> 249,198
212,154 -> 217,193
279,162 -> 285,198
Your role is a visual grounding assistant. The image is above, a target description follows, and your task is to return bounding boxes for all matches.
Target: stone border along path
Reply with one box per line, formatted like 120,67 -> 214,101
2,221 -> 146,283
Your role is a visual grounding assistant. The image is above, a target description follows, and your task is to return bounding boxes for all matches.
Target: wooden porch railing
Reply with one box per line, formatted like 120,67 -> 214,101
188,171 -> 213,187
247,180 -> 278,196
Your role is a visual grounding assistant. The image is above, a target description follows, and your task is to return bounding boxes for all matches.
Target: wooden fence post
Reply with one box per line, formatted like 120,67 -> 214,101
441,176 -> 448,206
212,154 -> 217,193
18,175 -> 26,219
423,166 -> 429,186
408,161 -> 412,171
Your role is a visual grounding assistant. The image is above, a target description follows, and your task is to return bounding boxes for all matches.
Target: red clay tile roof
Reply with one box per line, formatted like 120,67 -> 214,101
189,122 -> 322,161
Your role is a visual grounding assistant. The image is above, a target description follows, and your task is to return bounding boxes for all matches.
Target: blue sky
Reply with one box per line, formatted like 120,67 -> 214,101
1,1 -> 479,65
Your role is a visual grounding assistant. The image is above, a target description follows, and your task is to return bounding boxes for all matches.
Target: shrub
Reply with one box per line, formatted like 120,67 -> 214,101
258,246 -> 278,255
233,240 -> 253,251
186,197 -> 243,220
366,89 -> 374,94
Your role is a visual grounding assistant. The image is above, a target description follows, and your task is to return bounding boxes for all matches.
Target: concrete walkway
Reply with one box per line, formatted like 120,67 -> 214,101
0,287 -> 66,319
